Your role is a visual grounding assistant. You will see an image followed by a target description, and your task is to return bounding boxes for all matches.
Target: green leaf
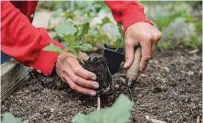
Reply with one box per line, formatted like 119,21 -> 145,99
64,10 -> 76,20
152,12 -> 182,30
65,44 -> 76,54
112,38 -> 123,49
43,43 -> 63,53
81,22 -> 89,36
117,23 -> 124,39
55,22 -> 77,38
64,34 -> 75,46
72,94 -> 134,123
77,22 -> 90,41
100,16 -> 111,27
1,112 -> 22,123
78,43 -> 93,52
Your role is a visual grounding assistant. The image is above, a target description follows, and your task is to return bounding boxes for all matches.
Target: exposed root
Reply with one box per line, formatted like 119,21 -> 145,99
97,96 -> 101,111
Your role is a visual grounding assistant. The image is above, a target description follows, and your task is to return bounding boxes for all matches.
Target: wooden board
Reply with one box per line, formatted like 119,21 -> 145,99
1,59 -> 29,101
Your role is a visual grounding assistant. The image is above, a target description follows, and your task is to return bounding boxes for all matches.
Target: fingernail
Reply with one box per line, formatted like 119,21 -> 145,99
90,91 -> 96,96
93,83 -> 99,89
92,75 -> 97,80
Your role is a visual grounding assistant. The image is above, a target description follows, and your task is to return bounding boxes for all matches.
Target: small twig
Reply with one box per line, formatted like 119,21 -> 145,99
97,96 -> 101,111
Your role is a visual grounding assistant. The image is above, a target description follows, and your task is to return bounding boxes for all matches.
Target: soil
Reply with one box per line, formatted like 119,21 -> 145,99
1,48 -> 202,123
82,57 -> 112,95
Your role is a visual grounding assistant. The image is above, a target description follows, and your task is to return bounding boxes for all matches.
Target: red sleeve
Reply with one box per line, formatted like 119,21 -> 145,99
1,1 -> 64,76
104,1 -> 153,32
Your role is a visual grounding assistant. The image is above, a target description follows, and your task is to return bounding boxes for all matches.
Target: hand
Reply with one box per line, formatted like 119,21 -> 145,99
123,22 -> 162,71
55,51 -> 99,96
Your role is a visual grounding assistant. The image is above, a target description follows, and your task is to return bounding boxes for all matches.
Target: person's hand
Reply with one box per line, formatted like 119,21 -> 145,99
55,51 -> 99,96
123,22 -> 162,71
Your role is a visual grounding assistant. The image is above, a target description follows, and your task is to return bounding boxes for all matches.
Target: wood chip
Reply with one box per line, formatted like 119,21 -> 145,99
146,115 -> 167,123
151,119 -> 167,123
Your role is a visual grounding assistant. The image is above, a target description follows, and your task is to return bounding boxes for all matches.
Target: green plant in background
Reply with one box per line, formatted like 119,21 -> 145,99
99,16 -> 112,27
144,1 -> 202,49
44,22 -> 92,60
47,9 -> 63,30
111,23 -> 125,49
1,112 -> 21,123
98,16 -> 124,49
41,1 -> 202,50
72,94 -> 134,123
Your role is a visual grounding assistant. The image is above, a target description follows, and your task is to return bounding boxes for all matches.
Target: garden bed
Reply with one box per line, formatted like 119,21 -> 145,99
1,48 -> 202,123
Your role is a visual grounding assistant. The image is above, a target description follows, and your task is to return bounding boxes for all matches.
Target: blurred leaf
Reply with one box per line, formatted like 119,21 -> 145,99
153,12 -> 182,30
100,16 -> 111,27
78,43 -> 93,52
117,23 -> 124,39
77,22 -> 90,41
1,112 -> 22,123
52,9 -> 63,18
43,43 -> 63,53
65,44 -> 76,54
64,34 -> 75,46
75,1 -> 93,8
55,22 -> 77,38
64,10 -> 76,20
81,22 -> 90,36
72,94 -> 134,123
112,38 -> 123,49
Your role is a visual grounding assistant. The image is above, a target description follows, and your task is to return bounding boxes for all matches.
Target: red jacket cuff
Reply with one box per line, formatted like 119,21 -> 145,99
27,28 -> 65,76
122,5 -> 153,32
27,51 -> 60,76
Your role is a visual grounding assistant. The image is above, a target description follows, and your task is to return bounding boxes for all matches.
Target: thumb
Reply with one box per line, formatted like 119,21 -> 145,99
123,41 -> 135,68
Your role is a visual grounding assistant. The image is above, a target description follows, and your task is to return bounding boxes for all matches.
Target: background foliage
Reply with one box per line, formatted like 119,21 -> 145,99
38,1 -> 202,50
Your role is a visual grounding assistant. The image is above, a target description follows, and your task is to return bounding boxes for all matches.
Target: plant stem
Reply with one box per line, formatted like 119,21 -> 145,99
97,96 -> 101,111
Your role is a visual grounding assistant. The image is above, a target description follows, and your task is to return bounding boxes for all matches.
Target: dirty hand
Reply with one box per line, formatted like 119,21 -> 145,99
55,51 -> 98,96
123,22 -> 162,71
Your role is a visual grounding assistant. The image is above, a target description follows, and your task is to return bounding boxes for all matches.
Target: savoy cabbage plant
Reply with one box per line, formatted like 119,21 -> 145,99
72,94 -> 134,123
1,112 -> 22,123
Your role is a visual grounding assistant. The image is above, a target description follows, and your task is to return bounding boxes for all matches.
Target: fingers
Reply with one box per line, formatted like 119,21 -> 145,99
151,29 -> 162,55
67,57 -> 97,80
64,75 -> 96,96
64,64 -> 99,89
124,22 -> 162,72
140,34 -> 152,71
123,40 -> 138,68
139,28 -> 162,72
55,53 -> 98,96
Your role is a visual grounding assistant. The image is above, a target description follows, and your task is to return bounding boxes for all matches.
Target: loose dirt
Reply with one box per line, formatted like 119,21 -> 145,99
1,48 -> 202,123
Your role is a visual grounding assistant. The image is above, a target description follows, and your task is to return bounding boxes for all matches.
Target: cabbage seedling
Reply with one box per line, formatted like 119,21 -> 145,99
44,22 -> 93,61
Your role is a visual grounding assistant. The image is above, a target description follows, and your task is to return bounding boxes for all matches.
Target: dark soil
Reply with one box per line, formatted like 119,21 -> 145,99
1,48 -> 202,123
82,57 -> 112,95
